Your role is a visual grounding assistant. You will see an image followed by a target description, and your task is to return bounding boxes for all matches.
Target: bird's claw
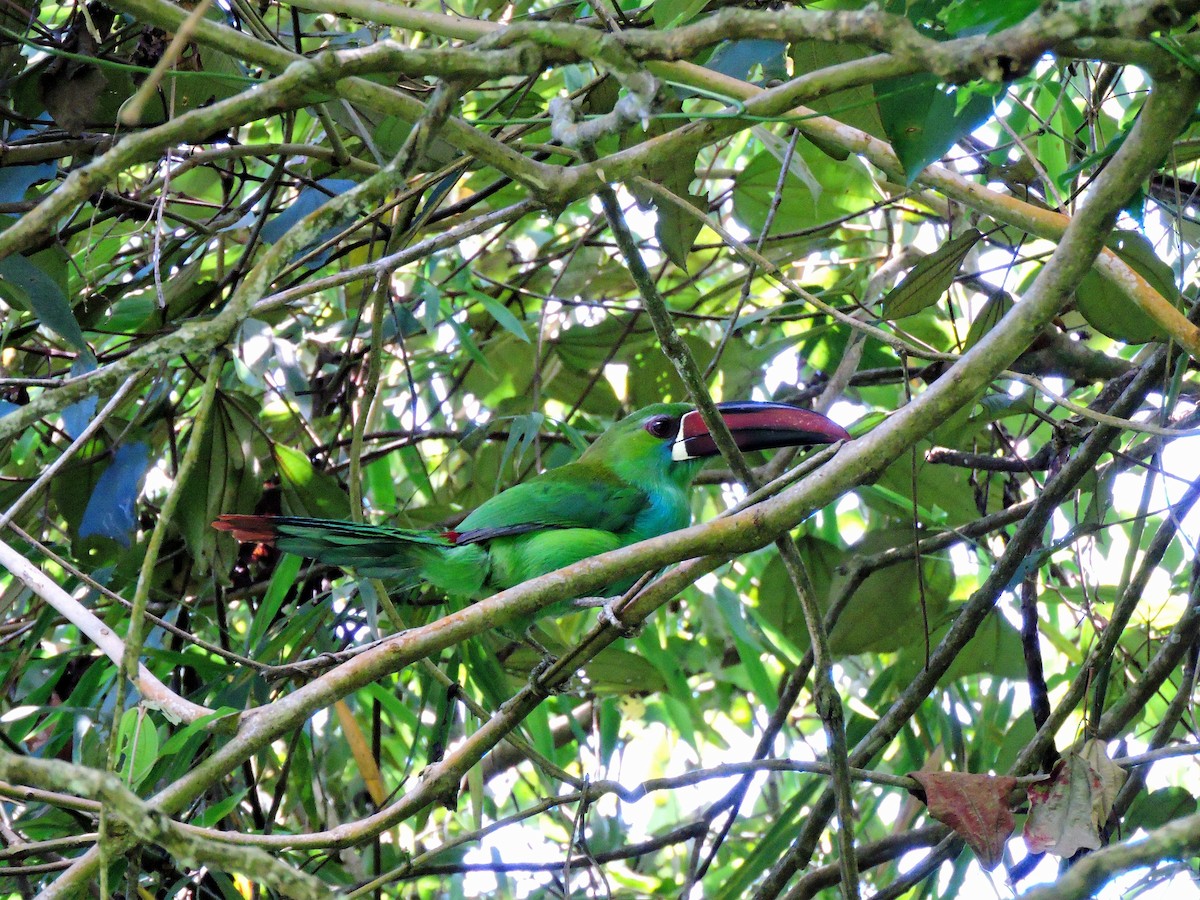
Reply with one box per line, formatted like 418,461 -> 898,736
528,654 -> 571,695
599,601 -> 640,639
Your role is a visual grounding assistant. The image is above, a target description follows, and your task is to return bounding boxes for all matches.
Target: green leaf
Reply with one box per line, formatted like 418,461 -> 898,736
471,289 -> 530,343
446,313 -> 496,376
653,0 -> 707,28
246,553 -> 302,652
115,707 -> 160,788
732,146 -> 873,236
964,290 -> 1015,349
881,229 -> 982,319
160,708 -> 240,756
1074,231 -> 1174,344
0,252 -> 89,352
192,789 -> 249,828
789,40 -> 885,139
876,75 -> 995,183
176,396 -> 264,577
1126,786 -> 1197,833
656,189 -> 706,271
758,531 -> 955,659
274,444 -> 351,519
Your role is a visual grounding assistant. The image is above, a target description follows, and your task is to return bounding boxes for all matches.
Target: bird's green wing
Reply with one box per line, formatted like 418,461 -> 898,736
453,463 -> 648,544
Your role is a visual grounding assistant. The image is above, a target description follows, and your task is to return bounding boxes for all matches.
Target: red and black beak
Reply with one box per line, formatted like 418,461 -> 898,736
672,401 -> 851,461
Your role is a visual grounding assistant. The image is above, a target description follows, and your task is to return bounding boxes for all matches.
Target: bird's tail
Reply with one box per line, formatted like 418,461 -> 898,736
213,515 -> 487,596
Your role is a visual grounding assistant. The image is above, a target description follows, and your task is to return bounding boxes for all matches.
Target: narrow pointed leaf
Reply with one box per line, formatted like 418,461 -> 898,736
882,229 -> 982,320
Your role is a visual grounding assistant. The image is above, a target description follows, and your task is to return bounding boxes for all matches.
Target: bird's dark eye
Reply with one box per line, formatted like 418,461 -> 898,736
644,415 -> 679,440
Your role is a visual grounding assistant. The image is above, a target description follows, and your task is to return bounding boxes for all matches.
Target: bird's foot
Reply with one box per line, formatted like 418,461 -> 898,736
527,654 -> 571,695
598,601 -> 640,639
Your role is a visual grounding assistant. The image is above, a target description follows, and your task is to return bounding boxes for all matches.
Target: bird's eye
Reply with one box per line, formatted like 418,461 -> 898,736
644,415 -> 679,440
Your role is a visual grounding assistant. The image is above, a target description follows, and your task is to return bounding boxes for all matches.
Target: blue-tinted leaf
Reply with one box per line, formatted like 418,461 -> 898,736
260,178 -> 356,244
62,357 -> 99,439
0,253 -> 89,352
0,161 -> 57,203
705,40 -> 788,83
416,278 -> 442,334
79,443 -> 151,546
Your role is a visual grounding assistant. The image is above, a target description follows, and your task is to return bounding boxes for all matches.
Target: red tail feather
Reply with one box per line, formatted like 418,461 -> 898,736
212,514 -> 280,544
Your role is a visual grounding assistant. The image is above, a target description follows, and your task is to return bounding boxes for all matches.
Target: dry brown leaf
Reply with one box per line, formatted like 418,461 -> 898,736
909,770 -> 1018,870
1080,738 -> 1128,828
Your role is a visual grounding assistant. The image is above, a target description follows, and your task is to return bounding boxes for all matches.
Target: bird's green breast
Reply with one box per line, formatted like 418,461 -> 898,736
480,476 -> 692,594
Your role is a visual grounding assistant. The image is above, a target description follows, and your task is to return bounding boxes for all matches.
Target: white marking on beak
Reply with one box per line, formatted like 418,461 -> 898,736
671,440 -> 692,462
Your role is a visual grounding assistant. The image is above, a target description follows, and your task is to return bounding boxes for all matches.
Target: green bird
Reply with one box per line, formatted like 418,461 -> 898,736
213,401 -> 849,600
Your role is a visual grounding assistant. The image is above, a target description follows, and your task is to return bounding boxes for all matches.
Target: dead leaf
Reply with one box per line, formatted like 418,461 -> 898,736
909,770 -> 1018,870
39,23 -> 107,135
1024,754 -> 1103,857
1080,739 -> 1128,828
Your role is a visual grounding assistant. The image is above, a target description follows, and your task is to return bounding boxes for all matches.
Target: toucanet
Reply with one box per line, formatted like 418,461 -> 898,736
214,401 -> 849,599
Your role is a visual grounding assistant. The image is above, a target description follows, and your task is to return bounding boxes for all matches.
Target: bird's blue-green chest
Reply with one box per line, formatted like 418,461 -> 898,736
626,481 -> 691,542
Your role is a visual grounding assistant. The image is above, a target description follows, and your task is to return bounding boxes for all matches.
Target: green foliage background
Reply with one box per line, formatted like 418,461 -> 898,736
1,0 -> 1200,896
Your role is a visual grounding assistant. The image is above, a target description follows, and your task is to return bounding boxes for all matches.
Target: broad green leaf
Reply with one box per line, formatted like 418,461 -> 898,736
653,0 -> 707,28
0,252 -> 89,352
758,531 -> 954,659
881,229 -> 982,319
116,707 -> 160,788
876,75 -> 995,183
275,444 -> 351,519
1126,787 -> 1197,833
732,146 -> 873,235
1075,231 -> 1175,344
790,40 -> 885,140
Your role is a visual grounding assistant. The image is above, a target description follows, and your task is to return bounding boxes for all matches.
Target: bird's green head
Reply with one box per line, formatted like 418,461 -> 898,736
580,401 -> 851,489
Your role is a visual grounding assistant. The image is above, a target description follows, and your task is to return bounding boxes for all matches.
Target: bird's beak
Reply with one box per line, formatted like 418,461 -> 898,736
672,401 -> 851,461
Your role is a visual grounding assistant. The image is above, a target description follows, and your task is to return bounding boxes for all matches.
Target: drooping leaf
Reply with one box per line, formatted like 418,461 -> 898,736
909,770 -> 1018,869
1075,231 -> 1175,344
656,188 -> 707,272
876,75 -> 996,183
963,289 -> 1015,349
881,229 -> 982,319
61,357 -> 99,439
114,706 -> 160,788
1079,738 -> 1128,828
79,442 -> 150,546
175,397 -> 264,575
471,289 -> 530,343
1024,754 -> 1104,857
0,252 -> 89,353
